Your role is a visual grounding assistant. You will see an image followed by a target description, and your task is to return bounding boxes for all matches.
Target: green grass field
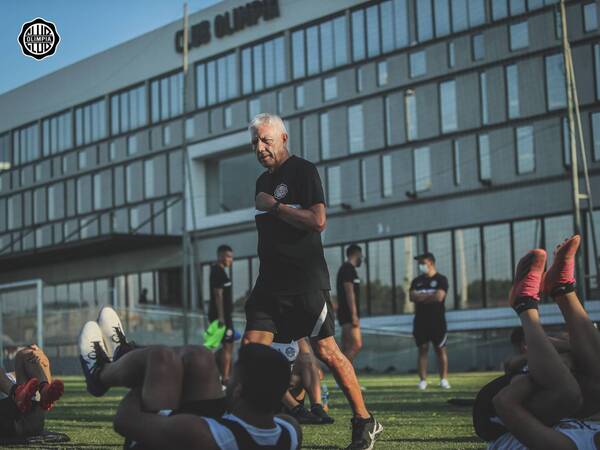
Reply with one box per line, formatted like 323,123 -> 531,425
10,372 -> 500,449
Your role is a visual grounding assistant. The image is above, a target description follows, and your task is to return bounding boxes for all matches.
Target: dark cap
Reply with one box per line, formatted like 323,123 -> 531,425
414,252 -> 436,263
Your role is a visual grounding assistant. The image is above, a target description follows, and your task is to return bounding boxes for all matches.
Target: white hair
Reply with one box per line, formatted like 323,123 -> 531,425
248,113 -> 288,136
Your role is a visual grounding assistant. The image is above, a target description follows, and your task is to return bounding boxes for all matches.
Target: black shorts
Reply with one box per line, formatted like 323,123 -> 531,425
413,319 -> 447,347
245,288 -> 335,342
337,306 -> 359,327
0,398 -> 18,438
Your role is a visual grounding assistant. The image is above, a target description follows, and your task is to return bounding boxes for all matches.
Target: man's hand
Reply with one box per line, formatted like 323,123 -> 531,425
351,315 -> 360,328
256,192 -> 277,211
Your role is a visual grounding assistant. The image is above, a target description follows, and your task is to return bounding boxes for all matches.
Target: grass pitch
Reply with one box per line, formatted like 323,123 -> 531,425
12,372 -> 500,449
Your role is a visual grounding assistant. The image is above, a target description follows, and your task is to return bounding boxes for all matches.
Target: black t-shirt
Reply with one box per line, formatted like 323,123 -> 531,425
410,273 -> 448,322
336,262 -> 360,316
209,264 -> 233,327
254,155 -> 330,294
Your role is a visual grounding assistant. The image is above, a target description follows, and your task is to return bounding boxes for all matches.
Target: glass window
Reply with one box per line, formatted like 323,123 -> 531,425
77,175 -> 92,214
224,107 -> 232,129
306,25 -> 320,75
333,17 -> 348,66
563,117 -> 571,166
454,227 -> 483,309
510,21 -> 529,51
414,146 -> 431,192
453,140 -> 461,185
516,126 -> 535,174
510,0 -> 526,15
483,224 -> 512,307
113,85 -> 147,132
417,0 -> 434,42
381,1 -> 395,52
320,113 -> 330,159
545,53 -> 566,111
128,135 -> 138,155
478,134 -> 491,181
426,231 -> 455,308
468,0 -> 486,26
366,4 -> 381,57
368,239 -> 394,315
506,64 -> 520,119
144,159 -> 155,198
320,21 -> 334,72
405,91 -> 417,141
295,85 -> 305,109
513,219 -> 542,264
393,236 -> 417,313
410,51 -> 426,78
323,77 -> 337,101
360,159 -> 368,201
42,110 -> 72,155
584,2 -> 598,32
326,166 -> 341,206
352,10 -> 366,61
394,0 -> 409,48
448,42 -> 456,68
126,161 -> 143,203
472,33 -> 485,60
249,98 -> 260,119
595,45 -> 600,100
241,49 -> 253,95
545,215 -> 574,267
435,0 -> 451,37
382,154 -> 393,197
377,61 -> 388,86
492,0 -> 509,20
592,112 -> 600,161
196,63 -> 206,108
528,0 -> 544,9
440,80 -> 457,133
452,0 -> 469,32
356,67 -> 364,92
253,45 -> 265,91
185,118 -> 195,140
348,104 -> 364,154
292,31 -> 306,79
480,72 -> 489,125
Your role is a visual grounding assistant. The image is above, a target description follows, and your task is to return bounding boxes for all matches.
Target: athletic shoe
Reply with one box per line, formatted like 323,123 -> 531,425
289,404 -> 323,425
417,380 -> 428,390
439,379 -> 451,389
346,414 -> 383,450
79,321 -> 110,397
97,306 -> 134,361
543,235 -> 580,297
39,379 -> 64,411
13,378 -> 39,413
508,249 -> 547,314
311,404 -> 334,424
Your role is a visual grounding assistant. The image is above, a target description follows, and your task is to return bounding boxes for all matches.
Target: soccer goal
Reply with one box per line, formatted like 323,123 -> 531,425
0,279 -> 44,368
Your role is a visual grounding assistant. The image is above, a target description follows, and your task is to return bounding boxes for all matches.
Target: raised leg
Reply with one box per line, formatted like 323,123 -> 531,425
175,346 -> 224,403
14,345 -> 50,385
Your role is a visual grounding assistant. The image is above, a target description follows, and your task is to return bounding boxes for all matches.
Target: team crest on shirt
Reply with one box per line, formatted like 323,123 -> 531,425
274,183 -> 288,200
431,280 -> 438,288
285,346 -> 296,359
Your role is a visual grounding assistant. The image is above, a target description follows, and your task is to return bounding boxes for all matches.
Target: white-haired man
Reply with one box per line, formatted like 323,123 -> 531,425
243,113 -> 382,450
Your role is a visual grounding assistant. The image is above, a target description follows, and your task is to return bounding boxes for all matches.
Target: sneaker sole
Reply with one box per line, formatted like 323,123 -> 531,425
365,423 -> 384,450
543,235 -> 580,296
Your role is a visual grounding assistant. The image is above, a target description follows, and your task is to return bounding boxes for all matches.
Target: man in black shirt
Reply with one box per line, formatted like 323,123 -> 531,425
409,252 -> 451,390
209,245 -> 235,385
244,113 -> 382,450
336,244 -> 363,363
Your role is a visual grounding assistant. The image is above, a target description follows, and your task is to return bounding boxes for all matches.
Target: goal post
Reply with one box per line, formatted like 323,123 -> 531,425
0,279 -> 43,368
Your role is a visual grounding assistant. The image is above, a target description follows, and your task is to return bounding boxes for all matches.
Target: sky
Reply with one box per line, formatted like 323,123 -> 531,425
0,0 -> 222,95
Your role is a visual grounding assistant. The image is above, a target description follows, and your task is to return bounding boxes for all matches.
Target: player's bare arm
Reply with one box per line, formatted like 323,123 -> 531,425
212,287 -> 225,324
256,192 -> 326,232
343,281 -> 359,327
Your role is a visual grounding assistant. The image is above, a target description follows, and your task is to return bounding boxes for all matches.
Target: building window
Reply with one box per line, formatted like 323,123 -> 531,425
516,126 -> 535,174
453,140 -> 461,185
440,80 -> 457,133
323,77 -> 337,101
128,135 -> 138,155
405,91 -> 417,141
492,0 -> 509,20
144,159 -> 155,198
472,33 -> 484,61
185,118 -> 194,140
592,112 -> 600,161
0,133 -> 10,168
545,53 -> 566,111
360,159 -> 368,201
295,86 -> 305,109
197,53 -> 238,105
249,98 -> 260,119
162,126 -> 171,147
510,0 -> 526,15
448,42 -> 456,68
414,146 -> 431,192
150,73 -> 181,123
480,72 -> 489,125
417,0 -> 434,42
348,104 -> 364,154
509,21 -> 529,51
320,113 -> 330,159
435,0 -> 451,37
452,0 -> 468,31
478,134 -> 491,181
595,44 -> 600,100
326,166 -> 341,206
12,123 -> 39,166
380,1 -> 395,52
351,10 -> 366,61
584,2 -> 598,32
291,31 -> 305,79
241,36 -> 285,92
377,61 -> 388,86
382,154 -> 393,197
293,16 -> 346,78
109,141 -> 117,161
42,110 -> 72,156
409,51 -> 426,78
366,4 -> 381,57
112,84 -> 147,134
224,107 -> 233,129
78,151 -> 87,170
563,117 -> 571,166
356,67 -> 364,92
506,64 -> 520,119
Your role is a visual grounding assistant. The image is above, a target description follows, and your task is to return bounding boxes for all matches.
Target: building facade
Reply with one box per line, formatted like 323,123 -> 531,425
1,0 -> 600,342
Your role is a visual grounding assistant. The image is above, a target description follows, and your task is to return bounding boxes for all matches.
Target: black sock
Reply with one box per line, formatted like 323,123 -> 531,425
512,296 -> 539,315
551,282 -> 576,297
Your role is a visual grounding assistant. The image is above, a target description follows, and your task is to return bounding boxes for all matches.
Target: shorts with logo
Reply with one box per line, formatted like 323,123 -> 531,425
245,287 -> 335,342
413,317 -> 448,348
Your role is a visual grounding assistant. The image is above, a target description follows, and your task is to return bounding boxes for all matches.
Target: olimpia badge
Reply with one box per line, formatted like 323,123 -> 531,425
18,18 -> 60,60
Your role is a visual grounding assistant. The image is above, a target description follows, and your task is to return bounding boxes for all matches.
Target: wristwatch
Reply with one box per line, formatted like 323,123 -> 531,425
270,201 -> 281,215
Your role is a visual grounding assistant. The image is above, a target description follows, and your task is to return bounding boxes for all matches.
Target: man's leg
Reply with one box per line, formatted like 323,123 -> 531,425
99,346 -> 184,411
175,346 -> 224,404
297,338 -> 321,406
14,346 -> 50,385
434,346 -> 449,381
311,336 -> 369,419
220,342 -> 234,384
341,324 -> 362,363
417,344 -> 429,382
